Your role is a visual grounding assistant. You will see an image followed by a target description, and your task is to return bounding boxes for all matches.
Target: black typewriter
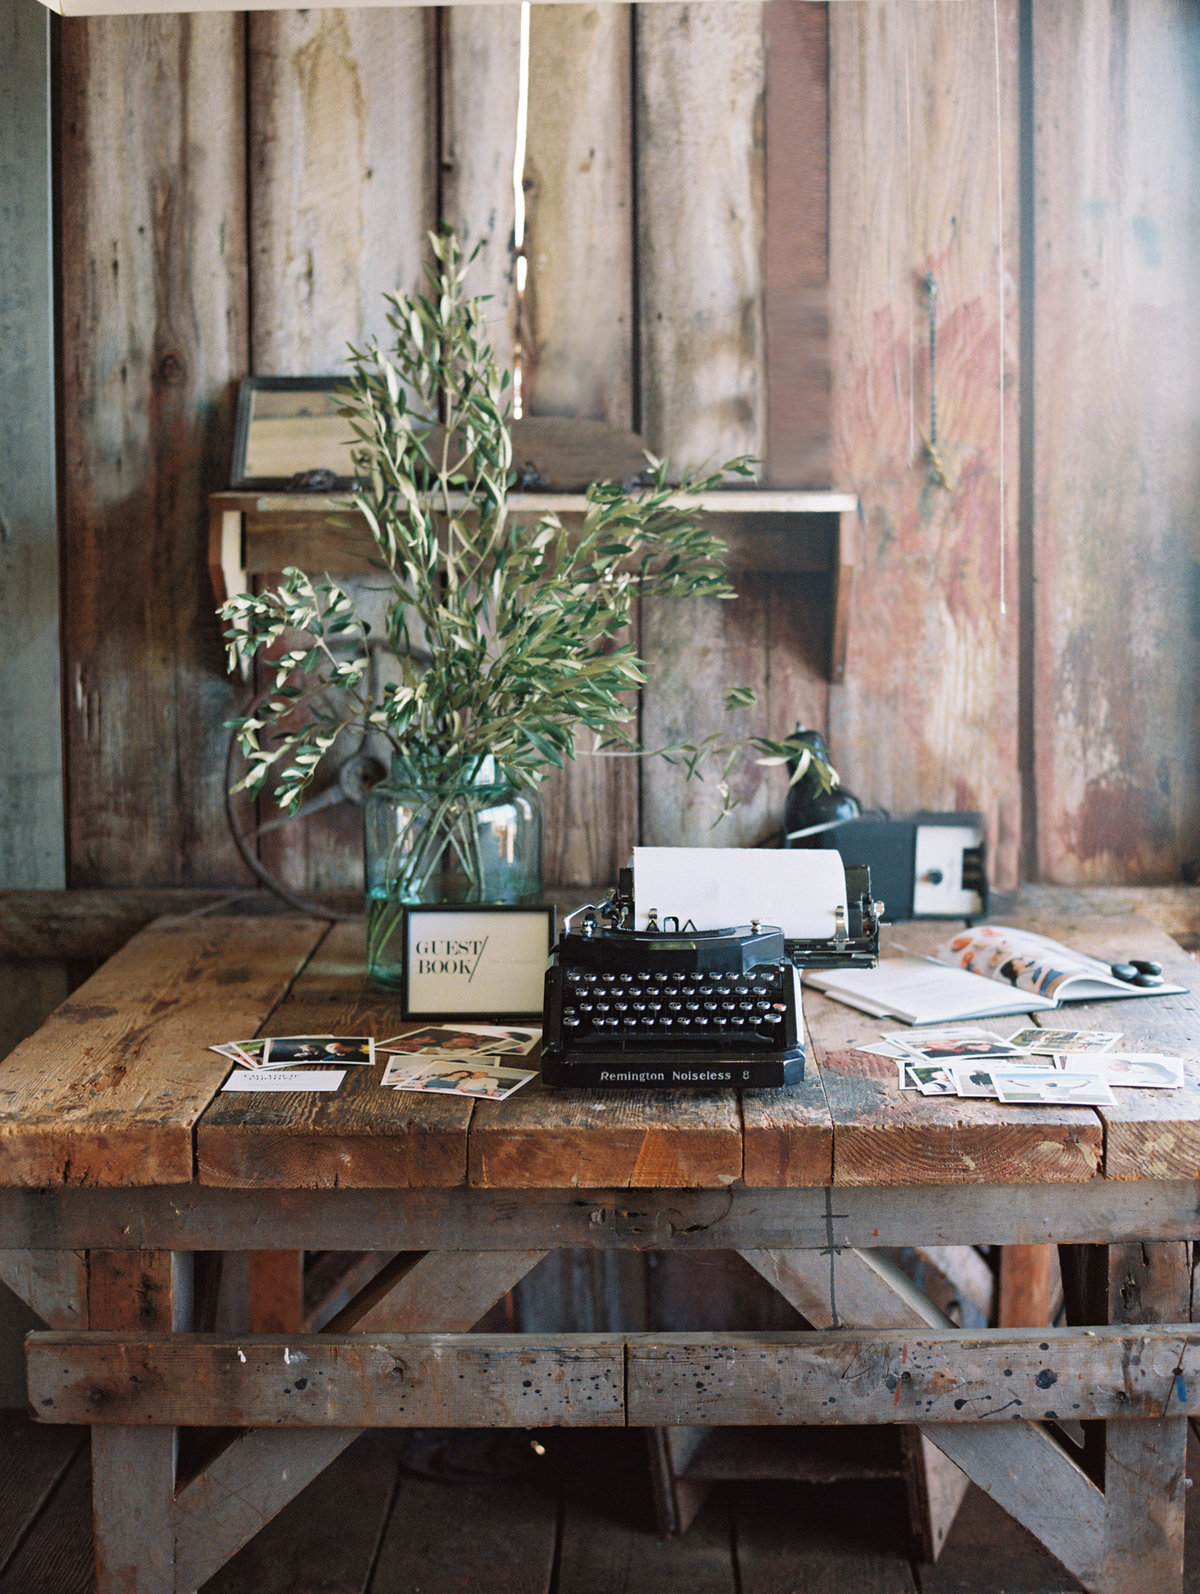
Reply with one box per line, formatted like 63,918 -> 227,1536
540,867 -> 879,1091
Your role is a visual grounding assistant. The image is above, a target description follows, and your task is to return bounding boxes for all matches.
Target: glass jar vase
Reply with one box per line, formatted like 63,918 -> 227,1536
363,759 -> 544,988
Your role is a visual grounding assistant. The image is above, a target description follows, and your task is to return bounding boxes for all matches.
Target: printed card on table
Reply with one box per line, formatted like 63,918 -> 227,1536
221,1068 -> 346,1093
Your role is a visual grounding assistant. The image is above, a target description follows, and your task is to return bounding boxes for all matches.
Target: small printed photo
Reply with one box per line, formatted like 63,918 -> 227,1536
990,1068 -> 1117,1107
949,1063 -> 1000,1099
1093,1053 -> 1185,1090
904,1062 -> 956,1095
1006,1028 -> 1120,1055
210,1039 -> 266,1069
898,1028 -> 1028,1065
378,1025 -> 538,1058
858,1039 -> 910,1060
381,1056 -> 536,1100
262,1036 -> 375,1067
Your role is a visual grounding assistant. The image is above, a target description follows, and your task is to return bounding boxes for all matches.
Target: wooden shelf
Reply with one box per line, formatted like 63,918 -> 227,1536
209,487 -> 859,682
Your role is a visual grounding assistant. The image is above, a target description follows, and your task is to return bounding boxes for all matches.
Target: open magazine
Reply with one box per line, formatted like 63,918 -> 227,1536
803,923 -> 1187,1026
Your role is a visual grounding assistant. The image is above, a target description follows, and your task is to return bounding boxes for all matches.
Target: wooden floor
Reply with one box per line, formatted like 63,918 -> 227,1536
5,1413 -> 1200,1594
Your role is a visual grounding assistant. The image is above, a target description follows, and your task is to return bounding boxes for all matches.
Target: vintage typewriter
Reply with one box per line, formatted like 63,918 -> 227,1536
541,853 -> 880,1091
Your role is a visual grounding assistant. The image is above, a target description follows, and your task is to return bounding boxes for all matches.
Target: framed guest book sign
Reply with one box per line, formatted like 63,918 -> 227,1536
401,905 -> 557,1022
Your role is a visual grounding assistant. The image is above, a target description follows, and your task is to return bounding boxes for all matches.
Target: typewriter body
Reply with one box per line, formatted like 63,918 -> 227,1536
541,858 -> 880,1091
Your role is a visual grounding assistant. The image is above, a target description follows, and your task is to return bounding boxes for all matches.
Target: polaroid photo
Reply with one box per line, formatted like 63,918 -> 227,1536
858,1039 -> 910,1060
990,1068 -> 1117,1107
903,1062 -> 957,1095
949,1062 -> 1001,1098
1006,1028 -> 1120,1056
894,1028 -> 1029,1065
210,1040 -> 266,1070
378,1025 -> 538,1059
381,1056 -> 536,1100
262,1036 -> 375,1068
1092,1053 -> 1185,1090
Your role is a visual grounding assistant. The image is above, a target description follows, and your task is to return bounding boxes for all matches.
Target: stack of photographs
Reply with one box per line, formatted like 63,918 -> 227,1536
861,1027 -> 1189,1104
377,1025 -> 540,1100
210,1036 -> 376,1070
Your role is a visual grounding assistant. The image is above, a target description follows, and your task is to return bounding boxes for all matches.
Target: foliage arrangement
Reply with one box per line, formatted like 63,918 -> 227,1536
219,231 -> 834,843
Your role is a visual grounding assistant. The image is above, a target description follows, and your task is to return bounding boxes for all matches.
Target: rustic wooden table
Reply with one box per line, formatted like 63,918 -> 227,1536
1,907 -> 1198,1594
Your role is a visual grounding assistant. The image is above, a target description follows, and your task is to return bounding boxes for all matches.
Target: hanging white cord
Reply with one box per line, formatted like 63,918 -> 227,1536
904,30 -> 916,468
993,0 -> 1007,616
511,0 -> 532,419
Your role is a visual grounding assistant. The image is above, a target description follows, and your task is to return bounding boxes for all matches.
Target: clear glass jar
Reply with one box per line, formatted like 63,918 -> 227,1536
363,758 -> 544,987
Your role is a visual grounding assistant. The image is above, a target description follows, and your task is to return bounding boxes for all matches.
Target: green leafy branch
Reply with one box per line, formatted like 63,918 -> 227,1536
219,229 -> 834,818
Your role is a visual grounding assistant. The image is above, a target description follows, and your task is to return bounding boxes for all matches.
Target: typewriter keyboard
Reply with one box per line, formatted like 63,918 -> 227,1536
551,962 -> 796,1052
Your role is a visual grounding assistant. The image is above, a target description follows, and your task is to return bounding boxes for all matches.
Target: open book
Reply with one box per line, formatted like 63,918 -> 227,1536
802,923 -> 1187,1026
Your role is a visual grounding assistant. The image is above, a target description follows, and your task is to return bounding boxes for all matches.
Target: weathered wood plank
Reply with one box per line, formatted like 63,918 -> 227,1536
0,1411 -> 85,1574
440,5 -> 520,375
174,1242 -> 532,1590
196,922 -> 472,1189
31,1332 -> 627,1428
827,1 -> 1021,888
1031,0 -> 1200,885
523,3 -> 633,429
4,1178 -> 1200,1256
372,1474 -> 557,1594
636,2 -> 774,848
557,1490 -> 735,1594
0,0 -> 62,892
997,1245 -> 1060,1327
626,1326 -> 1200,1428
806,982 -> 1103,1188
248,8 -> 435,375
734,1481 -> 918,1594
0,963 -> 71,1069
764,0 -> 830,492
467,1076 -> 743,1190
525,0 -> 639,894
0,888 -> 272,961
87,1248 -> 180,1594
0,1250 -> 87,1329
741,1007 -> 834,1187
1093,1242 -> 1191,1594
0,1439 -> 94,1594
325,1248 -> 545,1333
199,1430 -> 402,1594
246,6 -> 437,898
32,1326 -> 1200,1430
58,12 -> 250,889
247,1250 -> 304,1333
0,915 -> 323,1187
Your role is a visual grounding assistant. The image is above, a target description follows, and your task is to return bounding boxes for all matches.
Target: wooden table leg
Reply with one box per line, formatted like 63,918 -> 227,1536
87,1250 -> 188,1594
247,1250 -> 304,1333
1092,1241 -> 1190,1594
997,1243 -> 1060,1327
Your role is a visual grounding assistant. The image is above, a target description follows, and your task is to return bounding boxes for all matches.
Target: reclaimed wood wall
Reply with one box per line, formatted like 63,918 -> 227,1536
37,0 -> 1200,899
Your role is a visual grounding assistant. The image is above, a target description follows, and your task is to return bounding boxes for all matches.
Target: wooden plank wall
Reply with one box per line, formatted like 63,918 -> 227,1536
0,0 -> 62,889
44,0 -> 1200,901
1029,0 -> 1200,883
827,0 -> 1022,886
